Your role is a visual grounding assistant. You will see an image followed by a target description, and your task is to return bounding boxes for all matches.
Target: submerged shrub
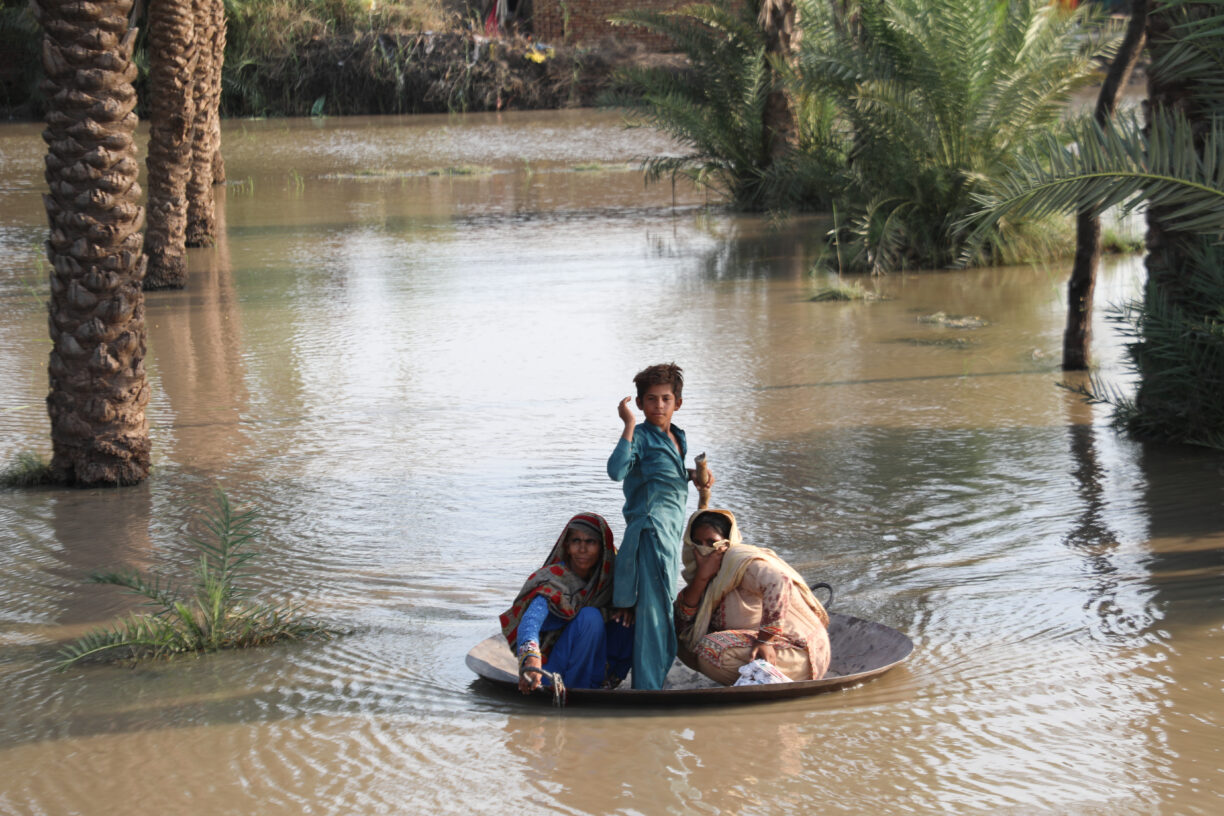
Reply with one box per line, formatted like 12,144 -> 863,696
57,490 -> 333,669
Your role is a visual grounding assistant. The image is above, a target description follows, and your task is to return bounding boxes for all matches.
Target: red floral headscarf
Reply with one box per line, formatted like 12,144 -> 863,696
499,512 -> 616,656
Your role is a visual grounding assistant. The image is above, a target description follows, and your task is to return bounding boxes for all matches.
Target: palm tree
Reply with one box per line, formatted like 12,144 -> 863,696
185,0 -> 224,247
206,0 -> 226,185
604,0 -> 843,211
759,0 -> 801,161
34,0 -> 151,485
970,1 -> 1224,448
1134,0 -> 1224,445
1064,0 -> 1148,371
144,0 -> 197,289
797,0 -> 1117,273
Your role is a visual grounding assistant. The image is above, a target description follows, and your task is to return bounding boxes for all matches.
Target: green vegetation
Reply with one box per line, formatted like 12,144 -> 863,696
971,111 -> 1224,243
4,0 -> 595,118
0,1 -> 41,116
221,0 -> 455,115
426,165 -> 494,176
803,0 -> 1114,273
57,490 -> 333,670
0,451 -> 55,488
603,0 -> 843,212
223,0 -> 453,58
1106,259 -> 1224,448
1100,225 -> 1145,255
972,1 -> 1224,449
607,0 -> 1116,273
809,281 -> 877,302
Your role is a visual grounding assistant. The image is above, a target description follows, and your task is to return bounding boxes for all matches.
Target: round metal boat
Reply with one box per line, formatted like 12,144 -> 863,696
466,611 -> 913,705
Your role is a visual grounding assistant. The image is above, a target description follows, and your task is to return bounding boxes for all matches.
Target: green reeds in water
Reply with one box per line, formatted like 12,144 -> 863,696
809,281 -> 879,302
426,165 -> 493,176
0,451 -> 54,488
57,490 -> 334,670
1101,226 -> 1145,255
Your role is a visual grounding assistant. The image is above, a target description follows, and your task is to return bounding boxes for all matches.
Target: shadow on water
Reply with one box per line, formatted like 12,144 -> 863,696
45,487 -> 156,627
1061,374 -> 1224,627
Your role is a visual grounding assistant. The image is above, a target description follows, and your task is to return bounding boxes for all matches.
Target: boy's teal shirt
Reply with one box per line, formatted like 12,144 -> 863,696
607,421 -> 689,608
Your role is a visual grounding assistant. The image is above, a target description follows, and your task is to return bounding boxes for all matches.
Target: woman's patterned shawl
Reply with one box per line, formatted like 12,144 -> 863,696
679,508 -> 828,652
499,512 -> 616,656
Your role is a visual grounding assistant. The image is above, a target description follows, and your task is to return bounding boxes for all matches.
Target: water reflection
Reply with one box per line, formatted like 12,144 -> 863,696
147,187 -> 255,479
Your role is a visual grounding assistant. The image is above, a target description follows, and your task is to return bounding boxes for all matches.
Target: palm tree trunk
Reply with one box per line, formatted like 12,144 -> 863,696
34,0 -> 151,486
1062,0 -> 1148,371
143,0 -> 197,290
212,143 -> 226,185
185,0 -> 223,246
209,0 -> 226,186
759,0 -> 800,163
1137,1 -> 1223,440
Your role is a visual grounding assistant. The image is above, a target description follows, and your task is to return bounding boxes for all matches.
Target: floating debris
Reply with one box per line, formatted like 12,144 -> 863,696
889,336 -> 975,349
917,311 -> 988,329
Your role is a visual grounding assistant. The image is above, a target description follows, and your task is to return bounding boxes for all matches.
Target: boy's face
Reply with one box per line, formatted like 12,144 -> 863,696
636,382 -> 681,428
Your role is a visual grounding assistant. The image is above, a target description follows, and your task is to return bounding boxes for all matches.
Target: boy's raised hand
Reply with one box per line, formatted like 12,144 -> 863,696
617,396 -> 636,435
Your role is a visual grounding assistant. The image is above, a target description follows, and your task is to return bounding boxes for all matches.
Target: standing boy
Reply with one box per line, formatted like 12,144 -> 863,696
607,362 -> 710,689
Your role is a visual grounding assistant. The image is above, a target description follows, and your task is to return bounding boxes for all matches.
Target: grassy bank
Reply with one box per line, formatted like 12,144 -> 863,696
1,0 -> 647,119
221,31 -> 631,117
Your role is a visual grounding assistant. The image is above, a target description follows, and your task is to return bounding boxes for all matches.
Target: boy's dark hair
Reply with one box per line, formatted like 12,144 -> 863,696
633,362 -> 684,400
692,511 -> 731,540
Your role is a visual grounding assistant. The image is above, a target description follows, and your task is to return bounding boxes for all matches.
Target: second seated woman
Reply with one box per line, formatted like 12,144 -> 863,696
499,512 -> 633,693
675,509 -> 831,685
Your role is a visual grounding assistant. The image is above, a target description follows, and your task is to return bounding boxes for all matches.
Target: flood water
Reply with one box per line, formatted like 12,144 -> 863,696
1,110 -> 1222,816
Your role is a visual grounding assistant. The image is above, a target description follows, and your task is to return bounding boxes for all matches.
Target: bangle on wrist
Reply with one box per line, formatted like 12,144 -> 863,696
517,643 -> 542,665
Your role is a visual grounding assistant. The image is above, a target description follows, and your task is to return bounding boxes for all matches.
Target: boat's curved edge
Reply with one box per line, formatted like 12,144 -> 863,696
466,611 -> 914,706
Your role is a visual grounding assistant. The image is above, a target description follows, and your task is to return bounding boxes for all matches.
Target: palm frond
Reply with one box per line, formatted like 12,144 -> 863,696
794,0 -> 1113,272
55,615 -> 179,670
969,109 -> 1224,249
90,569 -> 181,611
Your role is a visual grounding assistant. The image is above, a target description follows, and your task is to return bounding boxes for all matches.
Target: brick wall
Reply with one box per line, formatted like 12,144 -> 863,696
532,0 -> 691,48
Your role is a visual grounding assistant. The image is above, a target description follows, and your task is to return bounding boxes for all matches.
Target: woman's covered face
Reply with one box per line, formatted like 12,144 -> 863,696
564,526 -> 602,578
692,524 -> 729,556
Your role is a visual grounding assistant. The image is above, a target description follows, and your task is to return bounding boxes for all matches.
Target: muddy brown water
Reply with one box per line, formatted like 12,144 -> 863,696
1,109 -> 1221,816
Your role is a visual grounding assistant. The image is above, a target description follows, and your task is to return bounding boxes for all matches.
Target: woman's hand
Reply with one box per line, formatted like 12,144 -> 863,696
693,546 -> 725,583
518,654 -> 543,693
611,607 -> 635,627
751,640 -> 778,666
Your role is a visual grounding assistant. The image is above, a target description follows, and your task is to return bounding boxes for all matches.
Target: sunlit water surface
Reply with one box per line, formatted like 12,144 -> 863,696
1,110 -> 1222,816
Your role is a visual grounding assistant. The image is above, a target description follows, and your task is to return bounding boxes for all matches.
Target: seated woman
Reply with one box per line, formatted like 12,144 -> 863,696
499,512 -> 633,693
675,509 -> 831,685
